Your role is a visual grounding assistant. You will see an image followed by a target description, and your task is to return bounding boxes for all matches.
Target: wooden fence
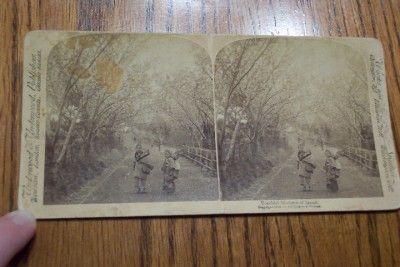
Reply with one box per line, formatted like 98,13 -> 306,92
342,147 -> 378,172
179,146 -> 217,171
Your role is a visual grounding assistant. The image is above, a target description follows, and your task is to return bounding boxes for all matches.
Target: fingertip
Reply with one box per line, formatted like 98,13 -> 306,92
0,210 -> 36,267
7,210 -> 37,229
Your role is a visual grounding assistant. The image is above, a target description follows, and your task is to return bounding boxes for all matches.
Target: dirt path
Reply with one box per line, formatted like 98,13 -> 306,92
65,145 -> 219,204
230,144 -> 383,200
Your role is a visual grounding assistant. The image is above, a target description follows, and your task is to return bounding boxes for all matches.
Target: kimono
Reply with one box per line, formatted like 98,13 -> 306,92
324,156 -> 341,180
297,149 -> 316,191
133,150 -> 154,193
162,156 -> 175,183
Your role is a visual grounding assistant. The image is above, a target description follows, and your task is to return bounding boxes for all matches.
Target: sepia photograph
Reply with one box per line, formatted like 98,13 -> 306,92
19,31 -> 399,218
215,38 -> 383,200
43,33 -> 219,204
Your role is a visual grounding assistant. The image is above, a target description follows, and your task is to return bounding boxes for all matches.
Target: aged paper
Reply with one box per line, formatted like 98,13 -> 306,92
19,31 -> 400,218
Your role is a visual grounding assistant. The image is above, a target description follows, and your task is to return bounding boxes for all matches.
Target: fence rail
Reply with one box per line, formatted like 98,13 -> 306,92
180,146 -> 217,171
342,147 -> 378,172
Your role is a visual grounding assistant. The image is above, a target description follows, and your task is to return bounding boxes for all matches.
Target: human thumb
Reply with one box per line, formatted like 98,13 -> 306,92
0,210 -> 36,267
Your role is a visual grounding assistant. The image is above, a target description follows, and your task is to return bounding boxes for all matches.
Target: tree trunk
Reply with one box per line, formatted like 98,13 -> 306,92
55,118 -> 77,166
84,132 -> 93,157
83,130 -> 95,158
251,132 -> 259,157
225,120 -> 241,164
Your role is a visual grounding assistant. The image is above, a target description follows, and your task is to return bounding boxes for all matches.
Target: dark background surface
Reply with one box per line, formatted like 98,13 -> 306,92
1,1 -> 399,266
